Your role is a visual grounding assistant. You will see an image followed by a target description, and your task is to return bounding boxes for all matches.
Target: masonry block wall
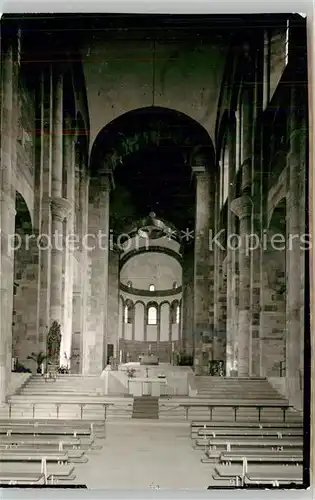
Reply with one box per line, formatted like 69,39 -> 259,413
11,74 -> 38,370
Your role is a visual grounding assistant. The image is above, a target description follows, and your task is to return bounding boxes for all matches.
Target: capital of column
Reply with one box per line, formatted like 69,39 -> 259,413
99,167 -> 115,192
50,197 -> 72,222
230,195 -> 252,220
192,165 -> 208,179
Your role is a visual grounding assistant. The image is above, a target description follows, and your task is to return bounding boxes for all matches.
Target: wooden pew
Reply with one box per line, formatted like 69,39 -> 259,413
190,421 -> 302,438
199,438 -> 302,453
191,421 -> 302,428
214,463 -> 303,486
0,448 -> 87,463
220,452 -> 303,465
202,447 -> 303,463
0,419 -> 105,427
0,472 -> 46,485
0,421 -> 105,437
244,470 -> 303,486
0,436 -> 81,447
198,428 -> 303,438
0,426 -> 92,436
0,432 -> 95,442
0,462 -> 75,485
0,451 -> 69,464
0,440 -> 101,451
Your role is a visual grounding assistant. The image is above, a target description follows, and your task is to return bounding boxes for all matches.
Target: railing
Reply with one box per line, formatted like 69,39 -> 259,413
180,403 -> 294,423
158,404 -> 182,414
8,402 -> 114,421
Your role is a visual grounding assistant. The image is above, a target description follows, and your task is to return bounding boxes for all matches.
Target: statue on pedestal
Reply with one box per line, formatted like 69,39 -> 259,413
47,321 -> 61,369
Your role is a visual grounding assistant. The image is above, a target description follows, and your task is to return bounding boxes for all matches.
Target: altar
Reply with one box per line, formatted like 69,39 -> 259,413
128,377 -> 167,397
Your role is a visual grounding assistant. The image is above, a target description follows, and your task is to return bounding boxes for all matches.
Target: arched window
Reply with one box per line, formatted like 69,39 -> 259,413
171,302 -> 179,324
124,303 -> 133,324
172,281 -> 177,289
176,305 -> 180,324
127,281 -> 132,288
285,19 -> 290,66
149,284 -> 155,292
220,141 -> 229,208
147,306 -> 157,325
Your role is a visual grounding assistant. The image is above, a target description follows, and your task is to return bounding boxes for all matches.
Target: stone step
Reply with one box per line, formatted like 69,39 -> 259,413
132,396 -> 159,420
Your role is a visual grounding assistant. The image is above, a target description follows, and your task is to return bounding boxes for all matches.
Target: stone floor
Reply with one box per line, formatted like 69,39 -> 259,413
74,420 -> 214,490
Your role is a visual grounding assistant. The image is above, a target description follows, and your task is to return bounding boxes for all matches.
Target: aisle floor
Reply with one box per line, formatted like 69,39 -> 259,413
74,420 -> 214,490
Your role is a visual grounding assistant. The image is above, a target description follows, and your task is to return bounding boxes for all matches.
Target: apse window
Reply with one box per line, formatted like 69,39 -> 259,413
127,281 -> 132,288
124,305 -> 133,324
149,284 -> 155,292
285,19 -> 290,66
173,281 -> 177,289
176,305 -> 180,324
147,306 -> 157,325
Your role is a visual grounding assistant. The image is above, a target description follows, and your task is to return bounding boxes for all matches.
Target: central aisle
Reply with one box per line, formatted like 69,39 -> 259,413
75,421 -> 213,489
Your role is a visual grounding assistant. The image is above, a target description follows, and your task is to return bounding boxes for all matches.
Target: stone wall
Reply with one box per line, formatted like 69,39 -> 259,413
11,75 -> 37,370
83,39 -> 227,151
15,76 -> 35,222
120,251 -> 182,290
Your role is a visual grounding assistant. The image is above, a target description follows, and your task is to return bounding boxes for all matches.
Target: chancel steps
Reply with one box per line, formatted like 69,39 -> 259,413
195,377 -> 286,400
132,397 -> 159,419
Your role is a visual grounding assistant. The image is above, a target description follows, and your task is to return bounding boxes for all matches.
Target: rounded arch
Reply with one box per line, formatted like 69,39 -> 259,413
123,298 -> 134,325
94,106 -> 215,236
146,301 -> 159,326
133,300 -> 146,309
170,299 -> 181,324
159,300 -> 171,310
15,191 -> 33,235
89,105 -> 215,175
124,298 -> 134,308
267,197 -> 287,233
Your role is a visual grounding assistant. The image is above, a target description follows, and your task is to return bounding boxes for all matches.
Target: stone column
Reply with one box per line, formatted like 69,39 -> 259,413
0,42 -> 15,403
181,250 -> 194,354
250,41 -> 264,377
226,124 -> 237,375
85,169 -> 114,373
230,194 -> 252,376
50,198 -> 71,328
286,85 -> 303,409
37,67 -> 53,351
213,168 -> 221,331
80,169 -> 89,372
62,117 -> 75,367
107,246 -> 120,362
49,69 -> 73,341
99,169 -> 113,369
71,145 -> 87,373
192,165 -> 212,374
